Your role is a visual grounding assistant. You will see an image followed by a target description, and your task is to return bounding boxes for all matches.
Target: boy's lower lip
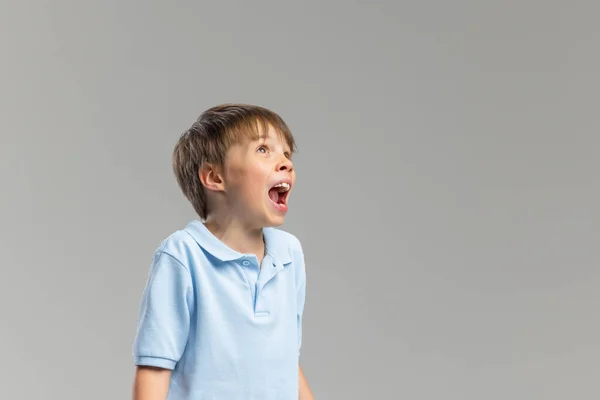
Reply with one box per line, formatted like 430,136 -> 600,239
268,197 -> 288,213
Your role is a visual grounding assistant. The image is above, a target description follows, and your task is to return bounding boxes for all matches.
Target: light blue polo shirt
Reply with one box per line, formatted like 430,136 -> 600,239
132,220 -> 306,400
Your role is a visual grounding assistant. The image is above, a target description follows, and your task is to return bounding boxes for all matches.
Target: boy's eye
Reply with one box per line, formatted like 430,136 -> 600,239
257,145 -> 268,153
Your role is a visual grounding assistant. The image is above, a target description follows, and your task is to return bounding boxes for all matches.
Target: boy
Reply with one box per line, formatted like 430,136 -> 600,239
131,104 -> 314,400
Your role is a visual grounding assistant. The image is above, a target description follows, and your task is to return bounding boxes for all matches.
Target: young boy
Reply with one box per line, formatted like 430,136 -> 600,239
131,104 -> 314,400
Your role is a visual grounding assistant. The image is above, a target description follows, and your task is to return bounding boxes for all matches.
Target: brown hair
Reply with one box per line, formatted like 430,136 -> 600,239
172,103 -> 296,220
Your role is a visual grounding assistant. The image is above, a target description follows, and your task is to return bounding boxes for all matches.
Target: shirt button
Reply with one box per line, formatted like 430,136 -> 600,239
242,260 -> 250,266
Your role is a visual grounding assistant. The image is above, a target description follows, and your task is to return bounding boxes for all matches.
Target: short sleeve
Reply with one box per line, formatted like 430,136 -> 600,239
132,251 -> 194,370
295,245 -> 307,356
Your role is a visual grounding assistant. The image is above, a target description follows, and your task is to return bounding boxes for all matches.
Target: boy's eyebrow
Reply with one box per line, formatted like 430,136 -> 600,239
254,132 -> 292,153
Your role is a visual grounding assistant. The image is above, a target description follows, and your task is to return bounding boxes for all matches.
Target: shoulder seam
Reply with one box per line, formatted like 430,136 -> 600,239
156,250 -> 191,274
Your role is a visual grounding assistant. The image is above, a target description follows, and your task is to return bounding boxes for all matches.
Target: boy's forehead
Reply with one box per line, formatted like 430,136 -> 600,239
257,124 -> 279,139
253,124 -> 291,148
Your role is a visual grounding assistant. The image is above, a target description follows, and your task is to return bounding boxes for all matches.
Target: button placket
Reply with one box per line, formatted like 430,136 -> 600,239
238,257 -> 258,311
254,255 -> 288,318
254,254 -> 274,317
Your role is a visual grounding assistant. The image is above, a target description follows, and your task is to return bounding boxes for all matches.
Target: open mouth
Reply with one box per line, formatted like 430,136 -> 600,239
268,181 -> 291,209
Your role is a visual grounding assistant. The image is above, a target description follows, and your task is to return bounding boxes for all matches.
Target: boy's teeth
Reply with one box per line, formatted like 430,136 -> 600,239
273,182 -> 290,191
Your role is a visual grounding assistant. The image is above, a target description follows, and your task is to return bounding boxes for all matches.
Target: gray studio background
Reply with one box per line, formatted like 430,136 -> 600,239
1,1 -> 599,399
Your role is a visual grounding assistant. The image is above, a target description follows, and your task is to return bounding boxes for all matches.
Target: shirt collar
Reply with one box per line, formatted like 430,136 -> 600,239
184,220 -> 292,265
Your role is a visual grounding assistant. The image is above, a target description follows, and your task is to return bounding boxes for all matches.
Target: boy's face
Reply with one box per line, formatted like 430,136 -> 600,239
222,124 -> 295,228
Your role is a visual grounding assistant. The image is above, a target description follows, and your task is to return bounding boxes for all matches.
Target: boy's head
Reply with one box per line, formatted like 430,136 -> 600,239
173,104 -> 297,228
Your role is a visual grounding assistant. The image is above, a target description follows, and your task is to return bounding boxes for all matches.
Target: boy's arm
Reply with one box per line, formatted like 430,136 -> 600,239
132,366 -> 172,400
131,252 -> 193,399
299,365 -> 314,400
294,239 -> 312,399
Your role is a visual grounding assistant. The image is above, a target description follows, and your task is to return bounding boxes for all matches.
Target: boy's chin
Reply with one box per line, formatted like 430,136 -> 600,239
262,213 -> 286,228
263,218 -> 285,228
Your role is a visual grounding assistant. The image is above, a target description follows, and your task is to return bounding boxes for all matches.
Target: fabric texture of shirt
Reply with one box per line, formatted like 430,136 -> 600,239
132,220 -> 306,400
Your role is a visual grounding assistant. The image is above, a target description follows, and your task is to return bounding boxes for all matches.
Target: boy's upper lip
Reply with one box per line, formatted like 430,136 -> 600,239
269,177 -> 293,189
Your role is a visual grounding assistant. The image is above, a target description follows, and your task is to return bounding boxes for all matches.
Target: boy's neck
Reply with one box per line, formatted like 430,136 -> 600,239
203,216 -> 266,265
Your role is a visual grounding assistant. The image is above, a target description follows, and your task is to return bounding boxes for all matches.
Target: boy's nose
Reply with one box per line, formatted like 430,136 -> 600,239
277,155 -> 293,172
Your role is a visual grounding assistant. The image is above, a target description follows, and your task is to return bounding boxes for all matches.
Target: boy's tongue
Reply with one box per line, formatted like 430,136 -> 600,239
268,188 -> 279,203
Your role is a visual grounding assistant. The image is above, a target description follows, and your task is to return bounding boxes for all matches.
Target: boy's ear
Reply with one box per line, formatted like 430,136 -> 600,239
199,162 -> 225,192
